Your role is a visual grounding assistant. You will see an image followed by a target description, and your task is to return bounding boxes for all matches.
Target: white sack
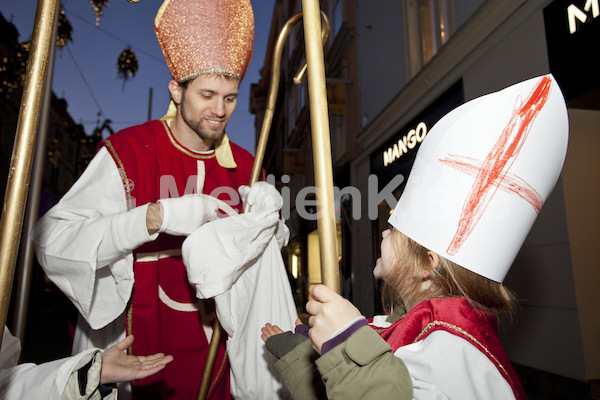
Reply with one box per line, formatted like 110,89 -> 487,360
182,185 -> 297,399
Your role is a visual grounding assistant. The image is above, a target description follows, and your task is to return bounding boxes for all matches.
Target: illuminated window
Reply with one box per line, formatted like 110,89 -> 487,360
406,0 -> 454,76
418,0 -> 452,64
291,254 -> 299,279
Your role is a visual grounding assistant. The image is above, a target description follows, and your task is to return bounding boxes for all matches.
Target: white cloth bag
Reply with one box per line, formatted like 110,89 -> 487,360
182,183 -> 297,399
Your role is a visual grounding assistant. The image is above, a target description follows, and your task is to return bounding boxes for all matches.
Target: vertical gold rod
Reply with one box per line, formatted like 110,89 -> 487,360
0,0 -> 60,345
301,0 -> 340,293
198,12 -> 329,399
196,322 -> 220,400
13,7 -> 59,344
198,14 -> 305,400
245,12 -> 304,211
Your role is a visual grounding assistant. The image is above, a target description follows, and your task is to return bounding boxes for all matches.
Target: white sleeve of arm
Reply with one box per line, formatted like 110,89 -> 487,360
0,326 -> 113,400
32,147 -> 158,329
394,331 -> 516,400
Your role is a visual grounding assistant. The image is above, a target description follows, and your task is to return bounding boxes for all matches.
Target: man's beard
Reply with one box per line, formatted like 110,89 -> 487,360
180,98 -> 227,143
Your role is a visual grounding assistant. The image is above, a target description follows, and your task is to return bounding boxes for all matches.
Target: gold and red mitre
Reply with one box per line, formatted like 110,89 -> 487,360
155,0 -> 255,82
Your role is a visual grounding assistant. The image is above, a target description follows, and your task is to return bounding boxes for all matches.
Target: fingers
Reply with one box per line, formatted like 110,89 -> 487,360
139,352 -> 166,361
201,196 -> 219,222
238,185 -> 250,200
261,323 -> 283,336
305,300 -> 321,318
260,323 -> 285,342
149,355 -> 174,368
140,354 -> 174,369
137,355 -> 174,379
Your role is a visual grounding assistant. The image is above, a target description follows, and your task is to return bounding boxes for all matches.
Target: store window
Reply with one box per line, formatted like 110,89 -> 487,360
406,0 -> 455,76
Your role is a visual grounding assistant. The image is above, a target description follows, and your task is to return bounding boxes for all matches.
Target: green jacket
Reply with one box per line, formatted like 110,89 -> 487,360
271,326 -> 413,399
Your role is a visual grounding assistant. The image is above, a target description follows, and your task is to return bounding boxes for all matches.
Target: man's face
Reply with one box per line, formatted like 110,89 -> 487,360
177,74 -> 240,143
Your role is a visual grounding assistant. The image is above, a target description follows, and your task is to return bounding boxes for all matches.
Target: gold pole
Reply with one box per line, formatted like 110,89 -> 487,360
302,0 -> 340,293
197,10 -> 330,400
0,0 -> 60,345
13,6 -> 60,344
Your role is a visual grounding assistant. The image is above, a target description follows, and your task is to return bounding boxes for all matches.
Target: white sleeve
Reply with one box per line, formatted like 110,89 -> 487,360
0,326 -> 114,400
32,147 -> 158,330
394,331 -> 515,400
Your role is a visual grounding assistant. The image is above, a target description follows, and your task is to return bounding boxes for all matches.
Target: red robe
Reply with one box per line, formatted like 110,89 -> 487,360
102,120 -> 255,399
375,297 -> 527,399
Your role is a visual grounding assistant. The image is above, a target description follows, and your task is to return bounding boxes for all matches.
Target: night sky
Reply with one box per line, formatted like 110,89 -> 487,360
1,0 -> 275,154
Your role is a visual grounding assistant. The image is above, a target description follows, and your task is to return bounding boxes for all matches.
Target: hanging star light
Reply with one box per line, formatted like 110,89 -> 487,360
56,9 -> 73,48
90,0 -> 109,26
117,47 -> 138,86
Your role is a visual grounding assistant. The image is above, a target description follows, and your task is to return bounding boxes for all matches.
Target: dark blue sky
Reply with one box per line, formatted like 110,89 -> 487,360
1,0 -> 275,154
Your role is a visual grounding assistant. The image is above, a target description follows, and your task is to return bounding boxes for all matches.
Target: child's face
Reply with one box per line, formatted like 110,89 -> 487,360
374,229 -> 396,280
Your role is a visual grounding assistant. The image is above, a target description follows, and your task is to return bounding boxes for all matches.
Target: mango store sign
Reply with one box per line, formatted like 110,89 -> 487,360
567,0 -> 599,34
382,122 -> 428,167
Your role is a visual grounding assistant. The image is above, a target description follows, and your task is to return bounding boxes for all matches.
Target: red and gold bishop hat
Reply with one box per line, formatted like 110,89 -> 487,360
155,0 -> 254,82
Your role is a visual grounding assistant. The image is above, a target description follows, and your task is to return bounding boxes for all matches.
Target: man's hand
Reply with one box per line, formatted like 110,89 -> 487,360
238,182 -> 283,213
150,194 -> 219,236
100,335 -> 174,384
306,285 -> 362,354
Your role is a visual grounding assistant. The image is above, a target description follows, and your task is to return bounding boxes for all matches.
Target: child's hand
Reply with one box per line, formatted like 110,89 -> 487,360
260,319 -> 303,342
261,320 -> 309,359
260,323 -> 284,342
306,285 -> 362,354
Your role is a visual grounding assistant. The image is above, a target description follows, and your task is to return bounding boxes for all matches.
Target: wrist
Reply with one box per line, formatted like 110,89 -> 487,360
321,317 -> 368,355
146,202 -> 164,234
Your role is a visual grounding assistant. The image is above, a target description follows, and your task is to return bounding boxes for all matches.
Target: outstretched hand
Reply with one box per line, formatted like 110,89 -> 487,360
260,319 -> 302,342
100,335 -> 174,384
260,323 -> 284,342
306,284 -> 362,354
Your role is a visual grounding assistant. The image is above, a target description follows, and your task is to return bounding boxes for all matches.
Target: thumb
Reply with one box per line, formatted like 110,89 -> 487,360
310,284 -> 337,303
115,335 -> 135,351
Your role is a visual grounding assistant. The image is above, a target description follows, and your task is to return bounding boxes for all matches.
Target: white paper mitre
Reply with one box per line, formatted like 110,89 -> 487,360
388,75 -> 568,282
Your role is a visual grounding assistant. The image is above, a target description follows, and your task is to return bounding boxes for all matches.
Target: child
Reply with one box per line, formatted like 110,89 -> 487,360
261,74 -> 568,399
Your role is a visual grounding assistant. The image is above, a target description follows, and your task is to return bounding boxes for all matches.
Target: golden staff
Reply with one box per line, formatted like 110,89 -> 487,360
0,0 -> 60,345
301,0 -> 340,293
197,6 -> 332,399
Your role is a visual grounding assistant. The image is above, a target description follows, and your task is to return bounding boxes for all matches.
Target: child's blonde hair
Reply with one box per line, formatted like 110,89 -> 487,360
381,229 -> 518,317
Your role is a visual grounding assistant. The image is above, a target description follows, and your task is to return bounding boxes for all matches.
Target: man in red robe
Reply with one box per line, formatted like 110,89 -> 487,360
33,0 -> 256,398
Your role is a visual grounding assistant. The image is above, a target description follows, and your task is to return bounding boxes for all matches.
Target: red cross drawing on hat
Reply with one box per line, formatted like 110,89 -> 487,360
439,75 -> 553,256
